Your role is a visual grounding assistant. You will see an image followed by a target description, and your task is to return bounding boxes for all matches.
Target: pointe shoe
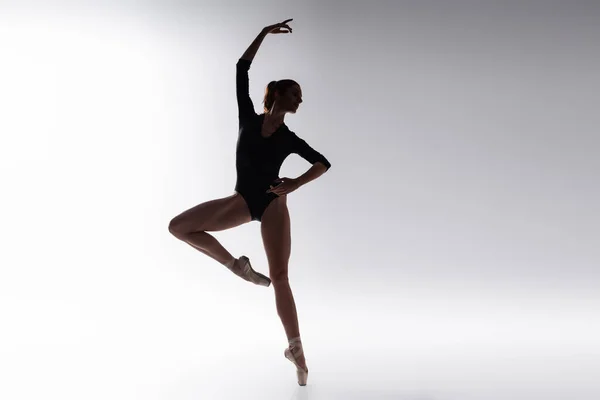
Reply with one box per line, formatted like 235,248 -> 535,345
284,337 -> 308,386
232,256 -> 271,287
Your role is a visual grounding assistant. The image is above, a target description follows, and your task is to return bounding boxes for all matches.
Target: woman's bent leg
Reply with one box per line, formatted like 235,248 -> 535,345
168,192 -> 251,265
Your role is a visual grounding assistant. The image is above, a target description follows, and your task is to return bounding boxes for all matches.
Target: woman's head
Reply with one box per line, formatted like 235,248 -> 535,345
263,80 -> 303,114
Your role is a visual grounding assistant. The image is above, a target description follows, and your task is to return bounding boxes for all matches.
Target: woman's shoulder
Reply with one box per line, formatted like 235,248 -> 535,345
239,111 -> 261,131
284,126 -> 300,139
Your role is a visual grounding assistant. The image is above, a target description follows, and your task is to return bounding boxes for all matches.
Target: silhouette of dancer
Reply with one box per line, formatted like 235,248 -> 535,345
168,19 -> 331,386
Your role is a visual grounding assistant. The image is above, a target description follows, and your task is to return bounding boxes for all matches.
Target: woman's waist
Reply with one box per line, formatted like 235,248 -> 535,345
235,173 -> 279,191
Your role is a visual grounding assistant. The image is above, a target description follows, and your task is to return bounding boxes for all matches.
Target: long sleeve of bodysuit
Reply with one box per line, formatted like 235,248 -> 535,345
236,58 -> 257,124
291,133 -> 332,171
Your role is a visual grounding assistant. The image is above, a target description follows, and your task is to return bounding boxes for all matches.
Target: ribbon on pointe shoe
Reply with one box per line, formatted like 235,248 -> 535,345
285,337 -> 308,385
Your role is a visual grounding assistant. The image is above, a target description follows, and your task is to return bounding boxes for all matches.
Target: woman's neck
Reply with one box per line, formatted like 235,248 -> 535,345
264,107 -> 286,125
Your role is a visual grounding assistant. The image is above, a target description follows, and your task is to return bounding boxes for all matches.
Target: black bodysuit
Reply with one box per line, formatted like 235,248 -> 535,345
235,58 -> 331,221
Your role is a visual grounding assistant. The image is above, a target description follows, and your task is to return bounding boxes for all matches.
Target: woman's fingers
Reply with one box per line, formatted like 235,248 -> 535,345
267,185 -> 284,195
274,25 -> 292,33
279,19 -> 293,29
265,19 -> 293,34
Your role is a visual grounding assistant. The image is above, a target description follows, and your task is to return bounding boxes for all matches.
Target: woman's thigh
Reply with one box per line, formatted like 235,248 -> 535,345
169,192 -> 252,234
260,195 -> 291,281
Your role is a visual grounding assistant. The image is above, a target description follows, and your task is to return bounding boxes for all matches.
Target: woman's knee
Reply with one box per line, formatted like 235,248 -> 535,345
168,215 -> 194,238
269,267 -> 289,284
168,217 -> 181,237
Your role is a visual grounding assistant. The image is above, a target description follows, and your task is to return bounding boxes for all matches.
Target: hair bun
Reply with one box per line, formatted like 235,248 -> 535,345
262,78 -> 299,113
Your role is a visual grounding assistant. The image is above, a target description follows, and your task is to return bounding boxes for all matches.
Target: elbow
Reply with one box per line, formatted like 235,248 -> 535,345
317,160 -> 331,171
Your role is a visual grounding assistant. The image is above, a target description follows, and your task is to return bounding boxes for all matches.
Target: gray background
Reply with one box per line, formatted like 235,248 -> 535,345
1,1 -> 598,399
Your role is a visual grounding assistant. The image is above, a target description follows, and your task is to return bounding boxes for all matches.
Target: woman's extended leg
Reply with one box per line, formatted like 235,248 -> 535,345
260,195 -> 307,371
168,192 -> 251,266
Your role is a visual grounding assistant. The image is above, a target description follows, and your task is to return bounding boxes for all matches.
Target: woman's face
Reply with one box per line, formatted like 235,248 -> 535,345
281,84 -> 303,113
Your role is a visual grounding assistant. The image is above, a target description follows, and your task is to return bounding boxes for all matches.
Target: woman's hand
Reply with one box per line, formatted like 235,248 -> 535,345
263,19 -> 294,35
240,19 -> 293,63
266,177 -> 300,196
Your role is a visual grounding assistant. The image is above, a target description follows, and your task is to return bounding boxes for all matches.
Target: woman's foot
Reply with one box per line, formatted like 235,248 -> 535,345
227,256 -> 271,287
290,344 -> 307,371
284,337 -> 308,386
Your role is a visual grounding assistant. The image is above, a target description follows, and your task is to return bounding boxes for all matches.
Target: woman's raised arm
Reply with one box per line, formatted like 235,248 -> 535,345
240,19 -> 293,62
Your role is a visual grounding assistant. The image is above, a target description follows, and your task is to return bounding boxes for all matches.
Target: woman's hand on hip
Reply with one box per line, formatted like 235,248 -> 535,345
266,177 -> 300,196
